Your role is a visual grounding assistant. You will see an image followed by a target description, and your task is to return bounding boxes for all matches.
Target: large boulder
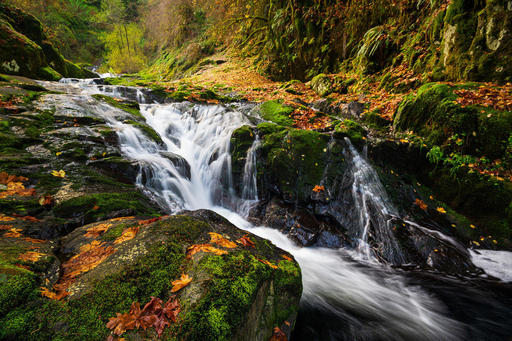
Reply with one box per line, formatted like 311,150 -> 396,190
0,211 -> 302,340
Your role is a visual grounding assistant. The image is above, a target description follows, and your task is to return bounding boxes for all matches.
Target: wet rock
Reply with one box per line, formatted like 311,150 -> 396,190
1,210 -> 302,340
160,151 -> 191,180
341,101 -> 365,118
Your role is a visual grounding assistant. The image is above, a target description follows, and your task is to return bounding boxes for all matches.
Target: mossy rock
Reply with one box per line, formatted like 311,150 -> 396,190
53,192 -> 158,224
257,124 -> 330,203
0,210 -> 302,340
230,125 -> 256,192
259,101 -> 294,127
334,119 -> 367,143
393,82 -> 512,159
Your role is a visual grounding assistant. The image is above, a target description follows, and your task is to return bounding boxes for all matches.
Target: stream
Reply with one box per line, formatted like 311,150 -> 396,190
40,78 -> 512,340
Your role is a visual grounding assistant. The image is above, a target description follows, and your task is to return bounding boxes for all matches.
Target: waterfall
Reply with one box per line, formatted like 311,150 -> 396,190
341,137 -> 405,263
42,78 -> 512,341
241,135 -> 260,201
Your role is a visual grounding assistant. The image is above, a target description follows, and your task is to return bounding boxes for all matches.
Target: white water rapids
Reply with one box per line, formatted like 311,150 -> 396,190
42,78 -> 512,340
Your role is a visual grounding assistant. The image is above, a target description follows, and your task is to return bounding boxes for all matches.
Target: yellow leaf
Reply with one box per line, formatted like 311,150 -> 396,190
470,224 -> 476,229
18,251 -> 44,262
51,170 -> 66,178
436,207 -> 446,214
113,227 -> 139,245
209,232 -> 237,248
55,152 -> 62,156
171,273 -> 192,292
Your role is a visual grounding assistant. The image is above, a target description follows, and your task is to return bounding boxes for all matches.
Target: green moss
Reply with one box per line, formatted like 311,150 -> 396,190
124,120 -> 163,144
260,126 -> 329,202
38,66 -> 61,81
168,90 -> 192,101
362,110 -> 390,129
334,119 -> 367,143
259,101 -> 294,127
54,192 -> 157,222
0,272 -> 37,317
92,94 -> 142,119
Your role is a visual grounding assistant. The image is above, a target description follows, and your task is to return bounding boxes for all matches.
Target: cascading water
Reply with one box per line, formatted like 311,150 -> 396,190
42,79 -> 512,341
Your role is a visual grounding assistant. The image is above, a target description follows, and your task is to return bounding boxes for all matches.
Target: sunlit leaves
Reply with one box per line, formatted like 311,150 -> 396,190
51,170 -> 66,178
414,199 -> 428,211
18,251 -> 44,262
186,244 -> 228,258
208,232 -> 237,248
237,234 -> 256,248
114,226 -> 139,244
171,273 -> 192,292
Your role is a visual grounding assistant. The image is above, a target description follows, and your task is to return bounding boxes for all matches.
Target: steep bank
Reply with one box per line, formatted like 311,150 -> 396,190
0,4 -> 96,80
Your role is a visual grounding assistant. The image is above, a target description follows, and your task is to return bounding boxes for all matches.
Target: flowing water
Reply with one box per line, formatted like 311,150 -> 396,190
42,79 -> 512,340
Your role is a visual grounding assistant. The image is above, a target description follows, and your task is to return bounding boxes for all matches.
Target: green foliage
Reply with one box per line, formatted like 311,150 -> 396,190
259,101 -> 294,126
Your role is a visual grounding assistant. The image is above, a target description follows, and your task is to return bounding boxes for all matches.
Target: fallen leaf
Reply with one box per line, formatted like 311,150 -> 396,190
79,240 -> 105,253
281,254 -> 293,262
40,287 -> 69,300
18,251 -> 44,262
414,199 -> 428,211
171,274 -> 192,292
4,228 -> 23,238
107,312 -> 135,336
312,185 -> 325,193
84,223 -> 112,238
0,216 -> 15,222
39,194 -> 53,206
22,237 -> 45,243
51,170 -> 66,178
113,226 -> 139,245
209,232 -> 237,248
237,234 -> 256,248
257,258 -> 278,269
436,207 -> 446,214
186,243 -> 228,258
110,216 -> 136,222
269,326 -> 287,341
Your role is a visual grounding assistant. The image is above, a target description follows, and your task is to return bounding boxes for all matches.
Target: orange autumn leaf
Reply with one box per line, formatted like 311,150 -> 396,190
84,223 -> 112,238
0,181 -> 36,199
113,226 -> 139,245
171,274 -> 192,292
18,251 -> 44,262
110,216 -> 135,222
107,312 -> 135,336
186,243 -> 228,258
79,240 -> 105,253
41,287 -> 69,300
39,194 -> 53,206
22,237 -> 45,244
436,207 -> 447,214
281,254 -> 293,262
414,199 -> 428,211
312,185 -> 325,193
257,258 -> 278,269
138,216 -> 167,225
269,326 -> 287,341
0,172 -> 28,184
237,234 -> 256,248
208,232 -> 237,248
0,216 -> 15,222
0,224 -> 13,230
4,228 -> 23,238
15,215 -> 40,222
